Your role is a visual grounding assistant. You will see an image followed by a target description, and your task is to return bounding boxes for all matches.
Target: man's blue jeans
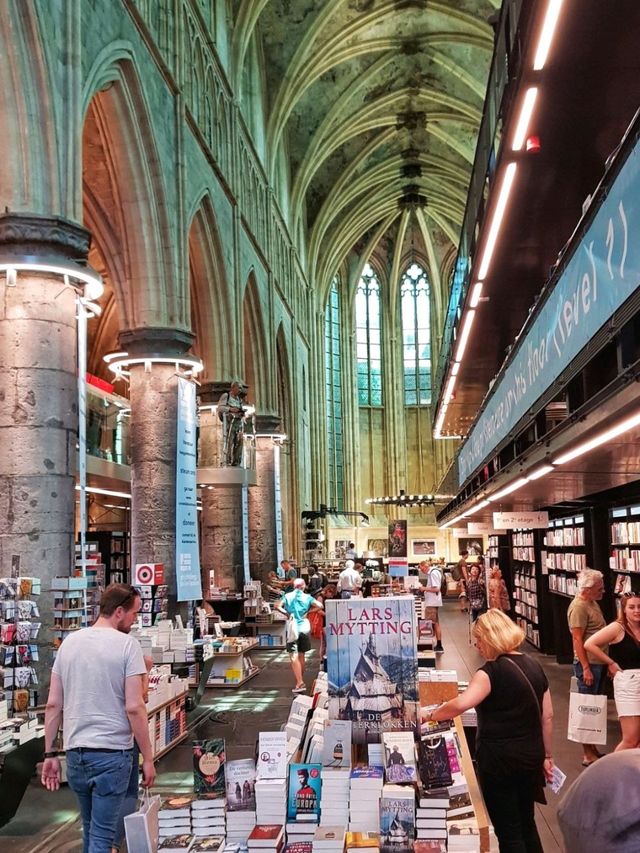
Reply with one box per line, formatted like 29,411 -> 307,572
66,748 -> 134,853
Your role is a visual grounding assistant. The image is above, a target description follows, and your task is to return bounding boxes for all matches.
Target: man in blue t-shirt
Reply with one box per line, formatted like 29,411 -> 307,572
275,579 -> 323,693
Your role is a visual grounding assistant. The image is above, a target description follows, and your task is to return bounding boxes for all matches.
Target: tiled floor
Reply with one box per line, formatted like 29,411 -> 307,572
0,604 -> 623,852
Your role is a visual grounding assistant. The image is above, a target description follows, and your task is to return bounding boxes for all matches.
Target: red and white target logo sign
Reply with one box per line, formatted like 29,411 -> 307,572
134,563 -> 165,585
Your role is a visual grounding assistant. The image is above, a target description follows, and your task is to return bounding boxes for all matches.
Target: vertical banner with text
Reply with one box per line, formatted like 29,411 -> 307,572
176,377 -> 203,601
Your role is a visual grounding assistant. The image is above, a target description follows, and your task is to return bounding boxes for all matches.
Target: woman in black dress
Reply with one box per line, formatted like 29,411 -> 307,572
424,609 -> 554,853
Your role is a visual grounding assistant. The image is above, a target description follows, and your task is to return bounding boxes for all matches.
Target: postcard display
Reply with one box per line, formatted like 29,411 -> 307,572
0,575 -> 42,722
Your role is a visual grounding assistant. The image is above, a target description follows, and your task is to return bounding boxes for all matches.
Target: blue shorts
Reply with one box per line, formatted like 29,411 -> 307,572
574,661 -> 607,694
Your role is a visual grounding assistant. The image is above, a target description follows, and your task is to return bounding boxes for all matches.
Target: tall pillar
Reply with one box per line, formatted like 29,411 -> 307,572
0,213 -> 91,680
117,328 -> 195,607
198,384 -> 244,592
248,415 -> 282,581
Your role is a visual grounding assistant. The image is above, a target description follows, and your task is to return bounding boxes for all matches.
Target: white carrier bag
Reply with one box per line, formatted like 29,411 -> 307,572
124,788 -> 161,853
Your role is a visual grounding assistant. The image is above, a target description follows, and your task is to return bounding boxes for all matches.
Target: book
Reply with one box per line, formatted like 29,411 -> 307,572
226,758 -> 257,811
381,732 -> 417,784
283,844 -> 313,853
287,764 -> 321,821
325,598 -> 418,744
418,737 -> 452,790
345,832 -> 380,849
257,732 -> 288,779
322,719 -> 352,767
193,739 -> 226,796
313,826 -> 346,847
247,824 -> 284,847
379,785 -> 415,853
159,796 -> 195,818
192,795 -> 227,811
191,840 -> 225,853
413,843 -> 446,853
350,767 -> 384,782
159,836 -> 195,853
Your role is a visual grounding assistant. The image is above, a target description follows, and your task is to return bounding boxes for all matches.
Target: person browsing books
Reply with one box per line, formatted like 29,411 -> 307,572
337,559 -> 362,599
275,578 -> 323,693
425,609 -> 554,853
41,583 -> 155,853
420,560 -> 444,653
584,592 -> 640,751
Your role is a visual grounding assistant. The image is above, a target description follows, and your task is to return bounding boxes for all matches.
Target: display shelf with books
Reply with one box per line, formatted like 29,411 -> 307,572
610,504 -> 640,599
543,515 -> 588,603
148,687 -> 189,760
510,528 -> 554,655
86,530 -> 130,586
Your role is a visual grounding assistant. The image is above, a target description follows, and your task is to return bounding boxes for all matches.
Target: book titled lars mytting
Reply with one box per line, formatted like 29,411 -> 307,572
287,763 -> 321,821
325,598 -> 418,744
226,758 -> 257,811
193,738 -> 226,795
379,785 -> 415,853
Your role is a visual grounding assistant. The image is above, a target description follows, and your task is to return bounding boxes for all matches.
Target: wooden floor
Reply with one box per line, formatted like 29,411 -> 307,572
1,602 -> 623,852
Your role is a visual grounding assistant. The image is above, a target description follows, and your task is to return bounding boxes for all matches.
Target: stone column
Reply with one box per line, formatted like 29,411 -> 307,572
248,415 -> 282,581
0,213 -> 91,685
119,328 -> 195,611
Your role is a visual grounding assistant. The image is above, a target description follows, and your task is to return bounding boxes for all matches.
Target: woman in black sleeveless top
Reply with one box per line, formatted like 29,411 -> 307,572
585,592 -> 640,750
425,609 -> 554,853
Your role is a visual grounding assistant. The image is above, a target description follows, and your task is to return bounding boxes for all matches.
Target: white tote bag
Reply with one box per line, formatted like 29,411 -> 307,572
285,617 -> 299,644
567,691 -> 608,745
124,789 -> 161,853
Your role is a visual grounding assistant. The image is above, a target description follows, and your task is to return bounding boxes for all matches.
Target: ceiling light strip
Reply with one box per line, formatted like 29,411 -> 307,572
477,162 -> 518,280
469,282 -> 483,308
533,0 -> 565,71
553,411 -> 640,466
454,309 -> 476,362
512,87 -> 539,151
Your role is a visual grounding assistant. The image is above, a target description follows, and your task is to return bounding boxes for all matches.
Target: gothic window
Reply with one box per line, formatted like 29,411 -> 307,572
325,278 -> 344,509
401,262 -> 431,405
355,264 -> 382,407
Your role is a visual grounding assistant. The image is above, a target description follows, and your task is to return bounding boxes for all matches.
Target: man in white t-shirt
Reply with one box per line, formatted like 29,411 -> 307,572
41,584 -> 155,853
421,560 -> 444,653
337,559 -> 362,599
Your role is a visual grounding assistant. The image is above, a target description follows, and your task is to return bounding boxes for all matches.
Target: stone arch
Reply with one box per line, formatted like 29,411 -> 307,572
242,271 -> 269,411
187,193 -> 233,380
82,44 -> 182,331
0,1 -> 60,213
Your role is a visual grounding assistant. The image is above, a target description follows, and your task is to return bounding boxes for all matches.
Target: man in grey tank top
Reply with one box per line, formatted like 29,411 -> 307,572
41,584 -> 155,853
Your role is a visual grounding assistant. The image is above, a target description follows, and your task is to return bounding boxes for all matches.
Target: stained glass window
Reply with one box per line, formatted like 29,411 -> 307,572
401,262 -> 431,405
355,264 -> 382,407
325,278 -> 344,509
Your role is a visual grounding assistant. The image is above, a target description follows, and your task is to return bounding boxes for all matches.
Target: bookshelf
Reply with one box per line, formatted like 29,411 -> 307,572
610,504 -> 640,598
510,528 -> 554,654
86,531 -> 130,585
544,514 -> 587,599
148,690 -> 188,759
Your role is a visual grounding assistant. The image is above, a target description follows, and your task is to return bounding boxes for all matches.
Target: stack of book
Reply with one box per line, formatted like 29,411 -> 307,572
345,831 -> 380,853
319,767 -> 350,827
226,758 -> 257,843
256,779 -> 287,825
286,762 -> 321,842
191,839 -> 225,853
415,789 -> 448,844
446,815 -> 480,852
313,825 -> 347,853
248,824 -> 285,853
159,836 -> 195,853
158,796 -> 193,842
191,795 -> 226,838
379,784 -> 415,853
349,767 -> 383,832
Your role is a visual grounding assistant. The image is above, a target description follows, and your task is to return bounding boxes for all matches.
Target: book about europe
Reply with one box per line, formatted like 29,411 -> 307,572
325,597 -> 418,744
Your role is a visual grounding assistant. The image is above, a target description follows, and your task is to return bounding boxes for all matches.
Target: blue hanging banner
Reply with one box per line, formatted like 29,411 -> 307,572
175,377 -> 203,602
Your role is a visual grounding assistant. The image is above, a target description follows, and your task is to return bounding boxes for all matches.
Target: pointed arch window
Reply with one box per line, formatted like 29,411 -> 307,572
356,264 -> 382,406
401,262 -> 431,405
325,278 -> 344,509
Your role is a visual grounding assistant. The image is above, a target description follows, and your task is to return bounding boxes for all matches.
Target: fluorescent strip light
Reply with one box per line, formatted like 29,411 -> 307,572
553,411 -> 640,465
454,309 -> 476,362
75,485 -> 132,499
445,375 -> 456,403
512,87 -> 538,151
527,464 -> 554,480
477,163 -> 518,280
469,282 -> 483,308
451,362 -> 460,376
487,477 -> 529,501
476,499 -> 491,509
534,0 -> 564,71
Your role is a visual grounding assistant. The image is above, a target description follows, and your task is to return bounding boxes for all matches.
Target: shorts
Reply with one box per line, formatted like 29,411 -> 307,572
286,632 -> 311,654
424,607 -> 440,624
574,660 -> 607,695
613,669 -> 640,716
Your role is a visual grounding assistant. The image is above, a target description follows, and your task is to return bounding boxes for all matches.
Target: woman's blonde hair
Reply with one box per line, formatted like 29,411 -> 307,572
472,608 -> 524,657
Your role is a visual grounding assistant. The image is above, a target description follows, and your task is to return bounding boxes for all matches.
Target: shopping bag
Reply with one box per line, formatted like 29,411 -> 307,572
567,691 -> 607,745
285,617 -> 299,643
124,789 -> 160,853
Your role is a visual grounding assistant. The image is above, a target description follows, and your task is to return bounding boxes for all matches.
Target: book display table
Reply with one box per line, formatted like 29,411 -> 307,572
0,734 -> 44,828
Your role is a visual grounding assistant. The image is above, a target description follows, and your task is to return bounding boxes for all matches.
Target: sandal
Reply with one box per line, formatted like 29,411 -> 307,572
581,757 -> 601,767
292,685 -> 306,694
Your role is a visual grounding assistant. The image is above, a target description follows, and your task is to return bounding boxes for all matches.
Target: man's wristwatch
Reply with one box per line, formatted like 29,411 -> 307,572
44,750 -> 59,758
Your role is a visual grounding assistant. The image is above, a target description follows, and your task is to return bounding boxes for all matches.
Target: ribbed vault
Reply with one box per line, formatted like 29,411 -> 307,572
235,0 -> 496,300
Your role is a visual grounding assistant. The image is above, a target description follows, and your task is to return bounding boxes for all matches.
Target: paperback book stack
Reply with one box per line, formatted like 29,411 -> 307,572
159,836 -> 195,853
319,719 -> 351,827
158,795 -> 193,843
256,732 -> 288,825
286,763 -> 321,843
446,787 -> 480,852
348,767 -> 383,832
285,694 -> 313,755
345,832 -> 380,853
299,704 -> 328,763
313,825 -> 347,853
192,796 -> 227,838
379,784 -> 415,853
226,758 -> 257,842
415,789 -> 448,844
191,839 -> 225,853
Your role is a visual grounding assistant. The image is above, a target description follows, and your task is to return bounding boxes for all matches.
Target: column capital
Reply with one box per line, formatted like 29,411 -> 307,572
0,212 -> 90,262
118,327 -> 195,358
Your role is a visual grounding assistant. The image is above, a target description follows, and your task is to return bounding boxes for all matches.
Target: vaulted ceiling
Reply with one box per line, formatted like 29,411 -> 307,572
237,0 -> 498,298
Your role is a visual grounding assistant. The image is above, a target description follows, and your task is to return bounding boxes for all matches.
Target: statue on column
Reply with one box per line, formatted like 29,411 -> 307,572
217,380 -> 248,466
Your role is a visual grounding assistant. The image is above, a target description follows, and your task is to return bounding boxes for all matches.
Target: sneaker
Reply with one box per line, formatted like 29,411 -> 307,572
434,643 -> 444,653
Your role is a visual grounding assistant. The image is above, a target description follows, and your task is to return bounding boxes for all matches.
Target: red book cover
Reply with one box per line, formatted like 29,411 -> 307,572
248,825 -> 284,841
